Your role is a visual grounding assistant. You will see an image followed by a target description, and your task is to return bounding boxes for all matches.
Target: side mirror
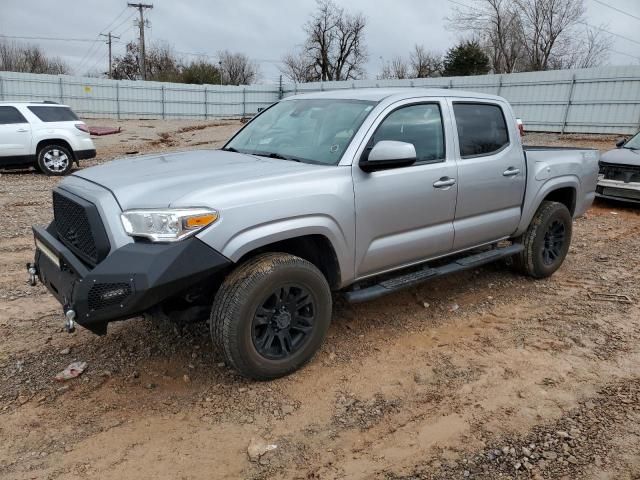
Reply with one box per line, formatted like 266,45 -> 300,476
360,140 -> 417,173
616,138 -> 627,148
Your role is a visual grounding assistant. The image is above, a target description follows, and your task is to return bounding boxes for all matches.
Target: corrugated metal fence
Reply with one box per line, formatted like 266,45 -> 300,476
2,66 -> 640,134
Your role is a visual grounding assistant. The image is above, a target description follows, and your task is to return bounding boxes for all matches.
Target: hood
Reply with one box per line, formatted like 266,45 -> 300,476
600,147 -> 640,167
72,150 -> 329,209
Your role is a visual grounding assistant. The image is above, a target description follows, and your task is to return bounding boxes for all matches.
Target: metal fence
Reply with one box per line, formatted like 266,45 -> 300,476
2,66 -> 640,134
0,71 -> 280,120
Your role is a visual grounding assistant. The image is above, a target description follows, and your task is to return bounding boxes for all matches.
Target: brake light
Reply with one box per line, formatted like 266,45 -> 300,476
515,118 -> 525,137
75,123 -> 89,133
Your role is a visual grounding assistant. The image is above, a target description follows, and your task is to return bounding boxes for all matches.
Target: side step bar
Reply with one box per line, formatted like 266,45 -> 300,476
344,244 -> 524,303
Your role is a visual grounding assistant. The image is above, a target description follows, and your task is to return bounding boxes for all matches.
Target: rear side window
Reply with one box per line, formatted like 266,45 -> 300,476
0,106 -> 27,124
28,106 -> 79,122
453,103 -> 509,158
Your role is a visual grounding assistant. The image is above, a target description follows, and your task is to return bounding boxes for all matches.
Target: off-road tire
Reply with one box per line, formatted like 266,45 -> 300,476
515,201 -> 572,278
210,253 -> 332,380
37,144 -> 74,176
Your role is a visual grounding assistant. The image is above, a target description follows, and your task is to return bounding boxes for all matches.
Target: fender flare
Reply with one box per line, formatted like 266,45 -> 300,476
514,175 -> 580,237
219,215 -> 354,286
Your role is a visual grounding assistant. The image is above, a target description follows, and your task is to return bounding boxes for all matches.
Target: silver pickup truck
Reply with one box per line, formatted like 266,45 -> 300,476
30,88 -> 599,379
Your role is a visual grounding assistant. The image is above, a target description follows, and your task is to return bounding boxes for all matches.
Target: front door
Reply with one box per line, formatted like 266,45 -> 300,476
449,101 -> 526,251
0,106 -> 31,159
353,101 -> 458,278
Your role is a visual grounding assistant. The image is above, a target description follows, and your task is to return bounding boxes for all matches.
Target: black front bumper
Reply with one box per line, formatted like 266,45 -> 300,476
32,223 -> 231,334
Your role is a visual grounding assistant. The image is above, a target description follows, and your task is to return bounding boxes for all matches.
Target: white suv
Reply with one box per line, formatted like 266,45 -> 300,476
0,102 -> 96,176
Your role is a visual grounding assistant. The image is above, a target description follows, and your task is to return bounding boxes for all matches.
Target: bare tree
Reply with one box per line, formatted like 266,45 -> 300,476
112,41 -> 182,81
516,0 -> 586,70
574,26 -> 612,68
0,40 -> 69,74
219,50 -> 259,85
379,56 -> 410,79
282,0 -> 367,82
448,0 -> 609,72
448,0 -> 524,73
410,45 -> 442,77
281,50 -> 317,83
555,25 -> 612,69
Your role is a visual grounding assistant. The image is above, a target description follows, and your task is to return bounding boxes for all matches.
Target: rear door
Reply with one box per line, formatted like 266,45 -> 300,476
352,99 -> 458,278
0,106 -> 32,158
449,100 -> 525,250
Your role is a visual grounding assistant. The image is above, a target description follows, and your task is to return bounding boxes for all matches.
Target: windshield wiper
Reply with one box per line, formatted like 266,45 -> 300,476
221,147 -> 239,153
253,151 -> 301,162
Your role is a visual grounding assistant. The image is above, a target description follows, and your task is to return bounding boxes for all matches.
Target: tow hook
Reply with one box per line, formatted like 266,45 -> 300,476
64,309 -> 76,333
27,263 -> 37,286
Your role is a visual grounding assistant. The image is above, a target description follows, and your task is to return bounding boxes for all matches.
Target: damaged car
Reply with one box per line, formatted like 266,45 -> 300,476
597,132 -> 640,204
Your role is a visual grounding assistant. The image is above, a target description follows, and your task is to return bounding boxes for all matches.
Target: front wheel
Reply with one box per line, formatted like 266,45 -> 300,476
515,201 -> 572,278
37,144 -> 73,176
210,253 -> 332,380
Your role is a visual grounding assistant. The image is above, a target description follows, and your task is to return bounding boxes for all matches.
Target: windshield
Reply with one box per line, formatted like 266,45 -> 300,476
624,132 -> 640,150
225,99 -> 376,165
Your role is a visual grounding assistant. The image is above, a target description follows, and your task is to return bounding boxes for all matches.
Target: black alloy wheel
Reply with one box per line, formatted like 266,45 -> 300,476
542,219 -> 566,266
251,285 -> 315,360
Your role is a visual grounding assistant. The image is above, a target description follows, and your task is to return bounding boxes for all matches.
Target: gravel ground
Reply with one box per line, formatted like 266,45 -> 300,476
0,122 -> 639,479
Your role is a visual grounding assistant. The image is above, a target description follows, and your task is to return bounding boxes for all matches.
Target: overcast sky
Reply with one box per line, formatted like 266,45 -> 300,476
1,0 -> 639,82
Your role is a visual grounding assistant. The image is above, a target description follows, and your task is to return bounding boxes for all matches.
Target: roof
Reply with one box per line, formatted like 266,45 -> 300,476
0,101 -> 67,106
283,87 -> 504,103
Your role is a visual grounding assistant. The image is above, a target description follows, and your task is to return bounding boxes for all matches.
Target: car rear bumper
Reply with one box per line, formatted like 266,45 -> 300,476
75,149 -> 96,160
31,223 -> 231,334
596,178 -> 640,204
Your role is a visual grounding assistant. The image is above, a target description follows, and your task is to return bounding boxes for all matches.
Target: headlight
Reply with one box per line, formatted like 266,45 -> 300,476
121,208 -> 218,242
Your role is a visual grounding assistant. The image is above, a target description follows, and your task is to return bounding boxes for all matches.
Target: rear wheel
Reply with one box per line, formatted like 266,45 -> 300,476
210,253 -> 332,380
515,201 -> 572,278
37,144 -> 73,176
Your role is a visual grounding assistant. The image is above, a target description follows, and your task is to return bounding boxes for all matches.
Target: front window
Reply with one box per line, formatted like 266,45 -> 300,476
225,99 -> 376,165
623,132 -> 640,150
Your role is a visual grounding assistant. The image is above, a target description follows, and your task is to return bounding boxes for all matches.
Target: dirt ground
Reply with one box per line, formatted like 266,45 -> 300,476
1,121 -> 639,480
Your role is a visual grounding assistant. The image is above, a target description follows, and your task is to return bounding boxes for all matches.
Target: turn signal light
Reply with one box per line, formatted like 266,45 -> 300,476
185,213 -> 218,229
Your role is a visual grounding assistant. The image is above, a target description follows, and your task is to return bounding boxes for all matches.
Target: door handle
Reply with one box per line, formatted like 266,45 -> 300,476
16,128 -> 29,133
503,167 -> 520,177
433,177 -> 456,188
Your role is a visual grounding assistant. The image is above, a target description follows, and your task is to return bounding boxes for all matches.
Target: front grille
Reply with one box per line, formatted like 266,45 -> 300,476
88,283 -> 132,311
52,189 -> 110,265
599,162 -> 640,183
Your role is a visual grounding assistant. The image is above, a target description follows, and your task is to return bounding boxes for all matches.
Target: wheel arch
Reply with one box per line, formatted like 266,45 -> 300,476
215,220 -> 349,290
515,176 -> 579,237
36,138 -> 76,161
233,233 -> 342,290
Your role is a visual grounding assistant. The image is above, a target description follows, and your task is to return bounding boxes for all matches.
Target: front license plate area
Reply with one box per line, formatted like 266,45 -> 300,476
36,238 -> 61,268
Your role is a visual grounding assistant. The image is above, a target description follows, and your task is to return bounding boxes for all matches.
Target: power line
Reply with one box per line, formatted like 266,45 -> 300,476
579,21 -> 640,46
0,34 -> 97,43
591,0 -> 640,22
100,32 -> 120,78
100,6 -> 130,34
111,12 -> 136,37
77,6 -> 131,74
128,3 -> 153,80
611,49 -> 640,62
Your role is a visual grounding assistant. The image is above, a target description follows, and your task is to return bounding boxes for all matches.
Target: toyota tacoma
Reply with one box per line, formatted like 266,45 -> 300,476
29,88 -> 599,379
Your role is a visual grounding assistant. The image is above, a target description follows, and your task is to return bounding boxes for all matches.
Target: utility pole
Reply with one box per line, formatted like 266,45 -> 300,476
99,32 -> 120,79
127,3 -> 153,80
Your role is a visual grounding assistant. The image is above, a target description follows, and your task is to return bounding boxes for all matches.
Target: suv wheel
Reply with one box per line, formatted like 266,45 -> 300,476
210,253 -> 332,380
37,144 -> 73,176
515,201 -> 572,278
